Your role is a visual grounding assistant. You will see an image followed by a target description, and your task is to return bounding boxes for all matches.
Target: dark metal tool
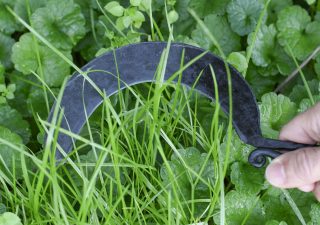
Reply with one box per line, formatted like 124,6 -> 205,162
46,42 -> 313,167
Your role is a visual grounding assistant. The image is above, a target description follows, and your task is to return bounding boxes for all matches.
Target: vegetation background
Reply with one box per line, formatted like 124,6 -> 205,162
0,0 -> 320,224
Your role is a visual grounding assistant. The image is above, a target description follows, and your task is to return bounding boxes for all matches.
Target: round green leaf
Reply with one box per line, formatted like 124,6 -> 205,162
116,17 -> 126,31
5,92 -> 14,100
105,1 -> 125,17
11,34 -> 38,75
227,0 -> 264,36
267,0 -> 292,24
7,84 -> 16,93
31,0 -> 86,50
0,4 -> 21,34
191,14 -> 241,56
175,35 -> 199,47
0,104 -> 30,144
310,204 -> 320,224
0,85 -> 5,93
289,79 -> 319,103
128,8 -> 145,28
188,0 -> 230,17
213,190 -> 265,225
14,0 -> 47,23
259,93 -> 297,138
0,126 -> 24,180
298,95 -> 320,113
0,32 -> 15,68
130,0 -> 141,7
227,52 -> 248,73
118,16 -> 132,29
160,147 -> 215,218
139,0 -> 151,11
7,73 -> 31,118
220,130 -> 254,164
11,33 -> 72,87
248,24 -> 295,76
306,0 -> 316,5
27,86 -> 57,119
168,10 -> 179,24
0,97 -> 6,104
277,6 -> 320,60
249,24 -> 277,67
0,212 -> 23,225
263,189 -> 316,224
0,98 -> 4,104
230,162 -> 265,194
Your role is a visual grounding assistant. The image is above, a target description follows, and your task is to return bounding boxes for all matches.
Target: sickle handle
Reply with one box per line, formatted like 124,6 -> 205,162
248,140 -> 317,168
248,148 -> 282,168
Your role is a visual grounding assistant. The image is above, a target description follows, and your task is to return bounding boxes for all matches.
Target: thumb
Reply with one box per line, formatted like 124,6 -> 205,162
265,147 -> 320,188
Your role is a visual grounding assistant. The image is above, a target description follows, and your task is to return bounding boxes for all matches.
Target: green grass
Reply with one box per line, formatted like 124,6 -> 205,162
0,72 -> 226,224
0,22 -> 228,221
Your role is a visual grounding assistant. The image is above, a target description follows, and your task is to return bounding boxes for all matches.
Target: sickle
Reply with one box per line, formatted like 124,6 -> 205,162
46,42 -> 313,167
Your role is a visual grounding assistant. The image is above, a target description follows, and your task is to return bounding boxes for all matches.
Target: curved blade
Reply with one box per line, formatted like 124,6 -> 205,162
46,42 -> 271,160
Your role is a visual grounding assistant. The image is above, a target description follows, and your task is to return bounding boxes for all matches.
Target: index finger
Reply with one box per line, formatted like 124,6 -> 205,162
279,102 -> 320,144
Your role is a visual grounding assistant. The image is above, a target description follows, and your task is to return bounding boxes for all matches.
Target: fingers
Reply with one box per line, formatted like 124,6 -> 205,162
267,102 -> 320,201
279,102 -> 320,144
265,147 -> 320,188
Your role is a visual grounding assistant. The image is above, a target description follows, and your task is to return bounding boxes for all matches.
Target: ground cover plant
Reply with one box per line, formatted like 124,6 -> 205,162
0,0 -> 320,224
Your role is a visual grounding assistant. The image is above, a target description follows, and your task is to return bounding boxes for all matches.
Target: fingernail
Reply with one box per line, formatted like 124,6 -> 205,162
266,160 -> 286,187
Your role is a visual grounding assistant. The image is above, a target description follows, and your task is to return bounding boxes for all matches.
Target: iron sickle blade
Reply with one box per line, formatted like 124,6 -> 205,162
46,42 -> 314,167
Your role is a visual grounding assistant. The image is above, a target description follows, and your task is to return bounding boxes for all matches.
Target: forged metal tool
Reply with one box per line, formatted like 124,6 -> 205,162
46,42 -> 313,167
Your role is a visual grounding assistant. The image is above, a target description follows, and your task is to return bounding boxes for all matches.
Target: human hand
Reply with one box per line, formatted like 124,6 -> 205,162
265,102 -> 320,200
